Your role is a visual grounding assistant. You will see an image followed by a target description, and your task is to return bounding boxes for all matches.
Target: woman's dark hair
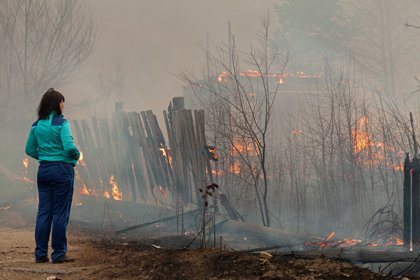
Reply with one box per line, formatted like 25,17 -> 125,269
37,88 -> 65,119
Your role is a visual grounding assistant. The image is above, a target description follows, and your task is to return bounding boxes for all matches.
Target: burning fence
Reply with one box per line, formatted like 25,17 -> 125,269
58,98 -> 217,207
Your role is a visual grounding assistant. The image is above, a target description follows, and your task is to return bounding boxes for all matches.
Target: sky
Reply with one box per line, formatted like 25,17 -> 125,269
65,0 -> 278,117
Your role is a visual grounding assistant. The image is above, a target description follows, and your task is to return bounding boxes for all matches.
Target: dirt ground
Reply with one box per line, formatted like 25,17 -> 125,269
0,224 -> 408,280
0,188 -> 412,280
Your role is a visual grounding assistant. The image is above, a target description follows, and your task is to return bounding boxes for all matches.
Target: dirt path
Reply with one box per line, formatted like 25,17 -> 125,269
0,227 -> 107,280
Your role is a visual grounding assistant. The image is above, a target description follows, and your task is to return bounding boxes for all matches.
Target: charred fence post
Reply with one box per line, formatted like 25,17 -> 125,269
413,157 -> 420,243
403,153 -> 420,247
404,153 -> 411,245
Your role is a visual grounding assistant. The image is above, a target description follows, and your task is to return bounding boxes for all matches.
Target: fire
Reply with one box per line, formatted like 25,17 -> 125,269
318,232 -> 335,249
159,147 -> 167,157
81,183 -> 90,195
352,116 -> 371,154
22,157 -> 29,169
340,239 -> 361,246
75,169 -> 91,196
103,191 -> 111,199
217,71 -> 229,82
325,231 -> 334,241
351,116 -> 404,171
232,142 -> 257,156
391,161 -> 404,172
229,160 -> 241,174
385,237 -> 404,246
109,175 -> 122,201
291,129 -> 303,135
21,157 -> 33,183
212,169 -> 224,176
240,70 -> 262,77
78,151 -> 86,166
159,144 -> 172,166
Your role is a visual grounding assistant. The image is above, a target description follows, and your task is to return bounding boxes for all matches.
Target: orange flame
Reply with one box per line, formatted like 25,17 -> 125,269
103,191 -> 111,199
217,71 -> 229,82
391,161 -> 404,172
78,151 -> 86,166
81,183 -> 90,195
159,145 -> 172,166
21,157 -> 33,183
212,169 -> 224,176
291,129 -> 303,135
109,175 -> 122,201
352,116 -> 371,153
385,237 -> 404,246
325,231 -> 334,241
232,142 -> 257,156
228,160 -> 241,174
22,157 -> 29,169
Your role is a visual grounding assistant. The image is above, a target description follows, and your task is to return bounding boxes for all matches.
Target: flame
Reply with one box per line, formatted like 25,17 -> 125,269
325,231 -> 334,241
22,157 -> 29,169
81,183 -> 90,195
291,129 -> 303,135
240,70 -> 262,77
229,160 -> 241,174
232,142 -> 257,156
109,175 -> 122,201
21,157 -> 33,183
340,239 -> 361,246
391,161 -> 404,172
206,146 -> 219,161
385,237 -> 404,246
216,70 -> 321,84
217,71 -> 229,82
351,116 -> 404,171
75,169 -> 91,196
352,116 -> 371,154
212,169 -> 224,176
78,151 -> 86,166
103,191 -> 111,199
159,144 -> 173,166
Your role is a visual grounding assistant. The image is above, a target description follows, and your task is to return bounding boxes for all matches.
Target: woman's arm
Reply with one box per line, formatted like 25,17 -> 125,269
60,120 -> 80,160
25,127 -> 39,160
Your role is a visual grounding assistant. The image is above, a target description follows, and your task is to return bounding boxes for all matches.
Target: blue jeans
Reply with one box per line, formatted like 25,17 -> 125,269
35,162 -> 74,262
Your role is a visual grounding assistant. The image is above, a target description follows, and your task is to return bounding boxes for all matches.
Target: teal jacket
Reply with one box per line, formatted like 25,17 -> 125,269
25,112 -> 80,166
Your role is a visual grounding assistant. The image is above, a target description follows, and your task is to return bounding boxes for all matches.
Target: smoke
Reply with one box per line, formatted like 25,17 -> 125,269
63,0 -> 278,114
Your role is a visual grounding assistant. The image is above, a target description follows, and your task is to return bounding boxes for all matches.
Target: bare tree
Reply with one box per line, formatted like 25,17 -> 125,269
277,0 -> 420,95
96,60 -> 125,117
180,15 -> 288,227
0,0 -> 95,123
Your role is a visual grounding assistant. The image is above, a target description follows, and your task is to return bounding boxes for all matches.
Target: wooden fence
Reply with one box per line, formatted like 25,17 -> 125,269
73,97 -> 214,207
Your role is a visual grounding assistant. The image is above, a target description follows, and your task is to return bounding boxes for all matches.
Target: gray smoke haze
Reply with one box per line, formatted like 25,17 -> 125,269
64,0 -> 278,116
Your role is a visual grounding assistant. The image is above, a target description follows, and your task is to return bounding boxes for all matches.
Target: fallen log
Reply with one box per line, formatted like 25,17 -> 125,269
115,208 -> 203,234
215,220 -> 317,250
280,249 -> 420,264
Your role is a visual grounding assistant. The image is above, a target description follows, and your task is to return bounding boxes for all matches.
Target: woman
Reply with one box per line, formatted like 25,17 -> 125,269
25,88 -> 80,263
